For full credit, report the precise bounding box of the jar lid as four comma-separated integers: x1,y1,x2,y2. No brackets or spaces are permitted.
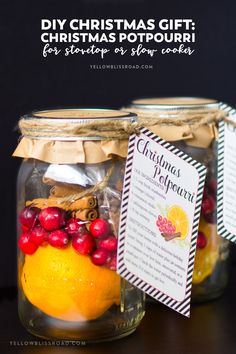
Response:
30,108,136,122
20,108,137,141
130,97,219,111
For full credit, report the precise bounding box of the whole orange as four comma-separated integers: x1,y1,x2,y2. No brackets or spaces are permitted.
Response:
21,244,120,321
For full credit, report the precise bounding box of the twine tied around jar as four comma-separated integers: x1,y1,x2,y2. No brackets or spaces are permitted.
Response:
19,118,138,140
19,108,227,141
126,108,227,137
223,116,236,128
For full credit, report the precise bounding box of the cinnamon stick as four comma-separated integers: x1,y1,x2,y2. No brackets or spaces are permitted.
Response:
161,232,181,241
26,198,58,209
50,184,85,197
85,222,91,231
26,195,97,211
74,209,98,221
71,196,97,209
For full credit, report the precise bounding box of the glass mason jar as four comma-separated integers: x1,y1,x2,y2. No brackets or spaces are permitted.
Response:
128,97,230,302
14,109,145,342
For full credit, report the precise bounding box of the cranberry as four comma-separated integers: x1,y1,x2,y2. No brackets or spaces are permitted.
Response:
90,218,110,238
98,236,118,252
106,253,117,271
65,218,86,237
156,215,177,234
18,233,38,255
208,177,217,195
72,233,96,255
91,248,111,266
19,207,39,229
203,186,209,199
21,225,29,233
39,207,66,231
197,231,207,249
201,195,215,215
30,226,48,246
204,212,217,224
48,230,69,248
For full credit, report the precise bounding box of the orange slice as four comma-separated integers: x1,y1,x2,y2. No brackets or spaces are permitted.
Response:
167,205,189,240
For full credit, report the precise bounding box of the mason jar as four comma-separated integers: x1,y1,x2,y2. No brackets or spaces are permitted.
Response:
13,109,145,342
128,97,230,302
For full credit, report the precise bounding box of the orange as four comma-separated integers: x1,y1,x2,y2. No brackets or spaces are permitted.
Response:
192,218,221,284
167,205,189,240
21,244,120,321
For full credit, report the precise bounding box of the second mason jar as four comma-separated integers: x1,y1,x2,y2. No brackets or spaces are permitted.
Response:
128,97,230,302
13,109,145,342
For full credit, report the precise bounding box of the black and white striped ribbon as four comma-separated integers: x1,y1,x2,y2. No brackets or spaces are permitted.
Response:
217,103,236,242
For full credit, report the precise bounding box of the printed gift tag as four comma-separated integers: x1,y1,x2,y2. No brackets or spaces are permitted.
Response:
217,107,236,243
117,127,206,317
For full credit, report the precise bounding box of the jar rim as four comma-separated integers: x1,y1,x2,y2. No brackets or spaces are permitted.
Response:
130,97,219,111
23,108,137,124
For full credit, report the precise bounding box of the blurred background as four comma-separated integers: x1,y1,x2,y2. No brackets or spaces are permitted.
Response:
1,0,236,287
